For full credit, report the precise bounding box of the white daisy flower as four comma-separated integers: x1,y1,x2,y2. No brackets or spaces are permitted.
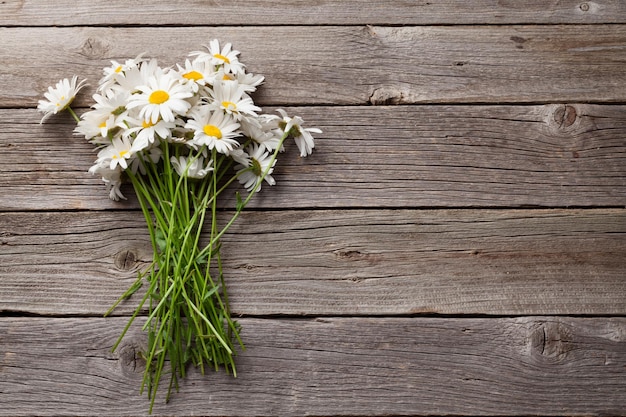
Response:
185,106,241,155
88,162,126,201
229,147,251,166
276,109,322,157
111,58,159,94
236,72,264,93
208,80,260,120
127,118,176,153
189,39,245,75
217,69,264,93
170,155,214,179
240,115,282,152
126,70,193,124
37,76,87,123
175,58,216,93
98,53,146,92
235,143,276,192
74,110,109,142
75,89,131,140
96,136,134,170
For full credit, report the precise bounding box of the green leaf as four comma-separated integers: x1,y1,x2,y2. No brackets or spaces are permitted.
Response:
155,227,167,253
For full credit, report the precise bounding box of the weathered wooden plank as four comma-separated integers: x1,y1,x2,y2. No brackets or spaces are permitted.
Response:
2,25,626,107
2,0,625,26
1,316,624,416
1,209,624,316
2,104,625,211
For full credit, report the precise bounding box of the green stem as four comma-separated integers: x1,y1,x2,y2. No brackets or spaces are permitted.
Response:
66,106,80,123
197,130,290,260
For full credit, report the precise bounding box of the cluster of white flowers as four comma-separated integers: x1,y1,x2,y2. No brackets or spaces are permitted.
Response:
41,40,320,200
37,41,323,409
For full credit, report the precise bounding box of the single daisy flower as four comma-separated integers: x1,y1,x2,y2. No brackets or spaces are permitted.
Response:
88,161,126,201
208,80,260,120
37,76,87,123
112,58,159,94
127,117,176,153
216,69,264,93
96,136,134,170
126,70,193,124
186,106,241,155
175,58,216,93
236,71,264,93
74,110,110,142
75,88,131,140
276,109,322,157
229,147,251,166
235,143,276,192
170,155,214,179
98,53,146,92
240,115,282,152
189,39,245,75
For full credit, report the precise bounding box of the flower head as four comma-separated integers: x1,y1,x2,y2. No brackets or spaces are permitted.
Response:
127,70,193,124
88,161,126,201
98,53,146,92
240,115,282,152
276,109,321,157
127,118,175,153
170,155,214,179
235,143,277,192
175,58,216,93
189,39,245,75
96,136,134,170
75,88,131,141
186,105,241,155
37,76,87,123
209,80,260,120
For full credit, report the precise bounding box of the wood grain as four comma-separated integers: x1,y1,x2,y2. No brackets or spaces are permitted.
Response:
3,25,626,107
2,0,625,26
3,104,625,211
3,3,626,416
1,316,624,416
1,209,624,316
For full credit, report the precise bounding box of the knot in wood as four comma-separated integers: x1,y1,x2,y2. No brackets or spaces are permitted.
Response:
553,105,577,128
80,36,110,59
114,249,137,271
118,343,144,376
529,320,574,362
369,86,405,105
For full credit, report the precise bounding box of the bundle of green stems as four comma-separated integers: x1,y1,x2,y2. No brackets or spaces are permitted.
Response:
105,135,285,412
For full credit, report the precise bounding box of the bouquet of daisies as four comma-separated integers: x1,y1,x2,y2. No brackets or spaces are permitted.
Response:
38,39,320,411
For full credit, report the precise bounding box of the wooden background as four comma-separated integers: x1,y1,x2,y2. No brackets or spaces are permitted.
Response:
1,1,625,415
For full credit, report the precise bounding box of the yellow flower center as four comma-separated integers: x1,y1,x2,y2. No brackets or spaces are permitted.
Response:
98,121,107,128
183,70,203,81
203,124,222,139
114,150,128,159
115,65,123,73
214,53,230,64
222,101,237,111
149,90,169,104
222,74,234,81
142,120,155,128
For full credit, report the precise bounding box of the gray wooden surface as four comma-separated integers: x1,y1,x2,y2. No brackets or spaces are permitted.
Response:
1,1,625,416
